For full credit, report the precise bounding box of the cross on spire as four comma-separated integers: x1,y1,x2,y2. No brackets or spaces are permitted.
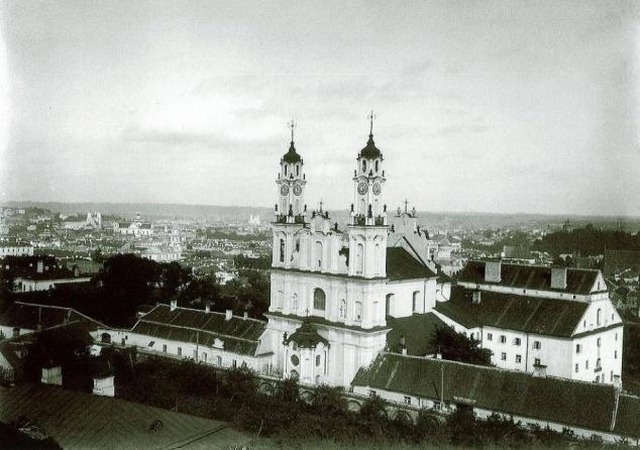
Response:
404,198,409,213
288,119,296,143
367,110,376,136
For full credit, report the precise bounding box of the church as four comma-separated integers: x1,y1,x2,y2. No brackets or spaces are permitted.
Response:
262,120,442,386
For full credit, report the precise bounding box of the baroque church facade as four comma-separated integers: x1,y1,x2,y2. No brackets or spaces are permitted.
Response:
263,123,440,386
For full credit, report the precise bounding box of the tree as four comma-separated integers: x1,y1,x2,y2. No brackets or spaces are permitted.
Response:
274,377,300,403
430,326,493,366
309,384,348,416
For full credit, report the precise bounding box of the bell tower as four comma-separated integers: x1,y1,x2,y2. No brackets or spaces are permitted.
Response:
348,112,388,278
273,120,307,269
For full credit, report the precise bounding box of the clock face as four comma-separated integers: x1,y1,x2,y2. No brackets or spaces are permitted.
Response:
357,181,368,195
293,184,302,196
280,184,289,196
373,182,381,196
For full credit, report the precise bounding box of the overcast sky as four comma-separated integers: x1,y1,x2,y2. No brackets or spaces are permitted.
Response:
1,1,638,216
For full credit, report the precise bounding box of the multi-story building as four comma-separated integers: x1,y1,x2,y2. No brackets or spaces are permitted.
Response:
434,260,623,384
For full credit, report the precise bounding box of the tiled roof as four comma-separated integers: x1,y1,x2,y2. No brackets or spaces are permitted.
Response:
0,301,104,331
352,353,617,435
386,247,436,281
386,313,446,356
459,260,601,295
435,287,587,337
0,384,250,450
132,305,267,356
285,318,329,349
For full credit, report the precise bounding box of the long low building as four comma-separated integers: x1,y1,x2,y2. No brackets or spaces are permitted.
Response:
98,301,274,374
352,352,640,444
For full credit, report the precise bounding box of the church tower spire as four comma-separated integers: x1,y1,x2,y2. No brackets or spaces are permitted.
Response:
276,119,306,220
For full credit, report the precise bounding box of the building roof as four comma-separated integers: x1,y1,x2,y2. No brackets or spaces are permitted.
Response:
285,318,329,349
386,247,436,281
0,301,104,332
435,287,588,338
282,141,302,164
352,353,618,435
358,134,382,159
131,304,267,356
0,384,250,450
386,313,447,356
459,260,602,295
604,249,640,276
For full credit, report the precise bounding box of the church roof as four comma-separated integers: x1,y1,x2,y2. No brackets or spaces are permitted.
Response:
434,286,589,338
386,313,446,356
352,353,619,435
282,142,302,163
459,260,602,295
285,318,329,349
386,247,436,281
358,134,382,159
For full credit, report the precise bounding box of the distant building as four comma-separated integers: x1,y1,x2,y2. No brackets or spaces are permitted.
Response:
604,249,640,279
248,214,261,226
0,244,34,258
113,213,154,237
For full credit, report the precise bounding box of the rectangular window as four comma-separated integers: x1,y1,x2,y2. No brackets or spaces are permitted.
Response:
585,360,589,369
575,363,579,373
217,356,222,366
501,352,507,361
487,333,493,341
500,335,506,344
614,351,617,359
533,341,541,350
534,358,541,366
177,347,182,357
162,344,167,353
515,354,522,363
233,359,237,368
404,396,411,405
576,344,581,353
514,337,521,346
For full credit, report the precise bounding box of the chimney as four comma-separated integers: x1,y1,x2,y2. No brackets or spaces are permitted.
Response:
93,375,115,397
204,301,210,314
401,347,407,355
170,299,177,311
12,327,20,338
225,309,233,321
613,374,622,391
472,290,482,305
37,260,44,274
551,267,567,290
484,260,502,283
41,366,62,386
243,311,248,320
532,363,547,378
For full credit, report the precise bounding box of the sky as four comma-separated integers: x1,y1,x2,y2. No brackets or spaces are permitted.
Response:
1,0,638,216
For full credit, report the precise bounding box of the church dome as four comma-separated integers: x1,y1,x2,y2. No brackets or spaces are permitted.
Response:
282,142,302,164
358,134,382,160
285,318,329,349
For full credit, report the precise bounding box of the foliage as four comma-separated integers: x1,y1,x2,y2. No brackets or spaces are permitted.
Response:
234,253,271,270
533,224,640,256
430,325,493,366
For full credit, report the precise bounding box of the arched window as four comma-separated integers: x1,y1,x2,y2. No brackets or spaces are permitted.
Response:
597,338,601,347
296,165,300,176
385,293,394,316
362,160,367,172
375,160,379,171
412,291,420,313
315,241,323,268
355,301,363,321
290,369,299,380
279,239,285,263
597,308,601,326
374,243,381,274
284,165,288,176
356,243,364,275
313,288,326,311
291,294,298,312
316,355,321,366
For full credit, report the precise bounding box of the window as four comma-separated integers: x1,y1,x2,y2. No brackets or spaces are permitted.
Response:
232,360,237,368
369,390,376,398
585,360,589,369
284,165,288,175
279,239,285,263
614,350,617,359
575,363,579,373
316,355,321,367
162,344,167,353
339,299,346,319
615,333,618,341
404,396,411,405
148,341,155,347
611,371,614,382
313,288,326,311
533,341,541,350
362,161,367,172
412,291,420,313
355,301,363,321
177,347,182,357
375,160,379,172
597,308,601,326
596,358,601,369
315,241,323,268
500,335,506,344
597,338,601,347
217,356,222,366
576,344,581,353
516,354,522,363
193,350,197,359
534,358,541,366
296,165,300,176
487,333,493,341
514,337,521,346
501,352,507,361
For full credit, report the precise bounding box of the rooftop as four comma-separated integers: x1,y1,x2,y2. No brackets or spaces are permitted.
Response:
0,301,104,332
386,247,436,281
386,312,446,356
435,286,588,338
